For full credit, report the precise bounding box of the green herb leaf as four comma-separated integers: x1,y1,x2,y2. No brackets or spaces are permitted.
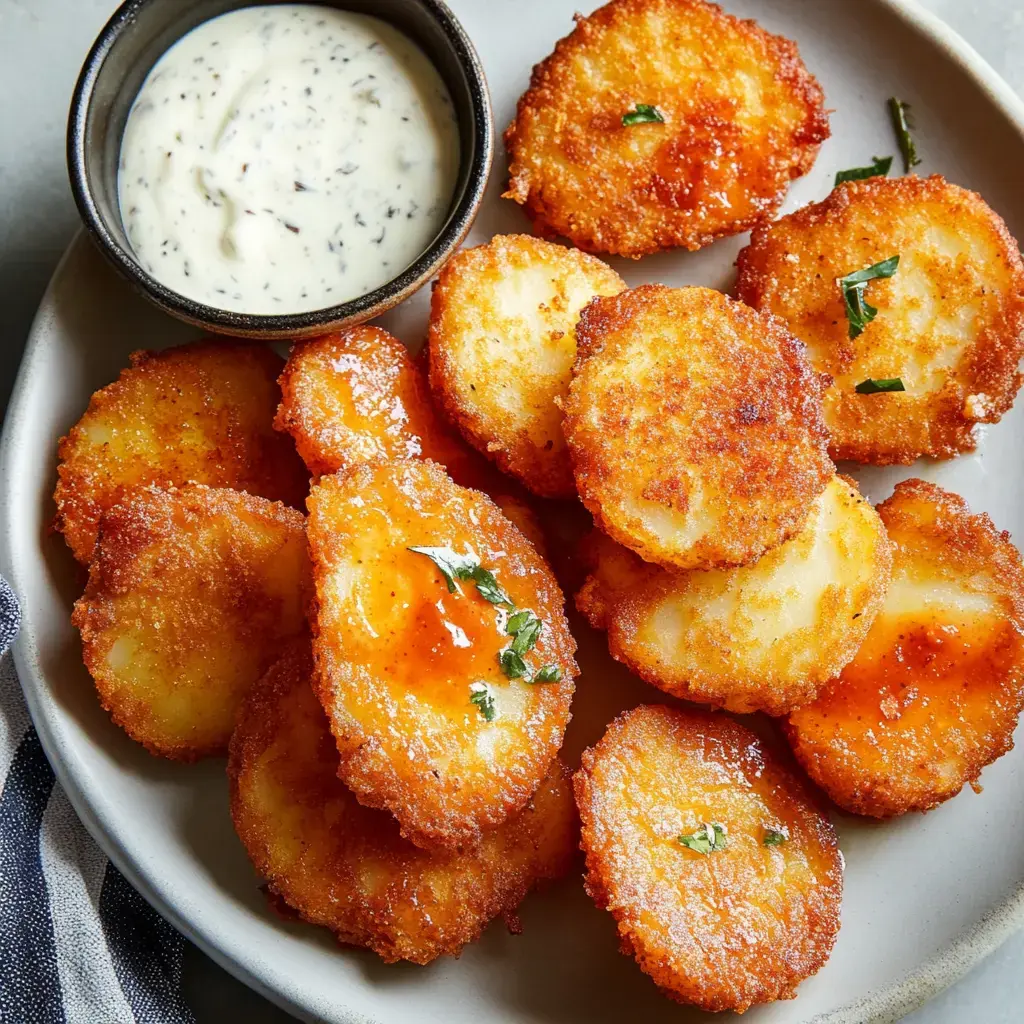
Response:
839,255,900,338
532,664,563,684
506,610,533,634
677,822,727,855
499,647,530,680
763,828,789,847
842,255,901,287
469,565,512,607
407,546,478,594
508,610,543,656
834,155,893,186
622,103,665,126
469,682,497,722
409,547,512,606
855,377,906,395
888,98,921,172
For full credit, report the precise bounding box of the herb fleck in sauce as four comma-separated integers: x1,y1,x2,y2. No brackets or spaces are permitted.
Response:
118,5,460,314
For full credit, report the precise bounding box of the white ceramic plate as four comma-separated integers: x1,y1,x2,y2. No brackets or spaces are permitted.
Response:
4,1,1024,1021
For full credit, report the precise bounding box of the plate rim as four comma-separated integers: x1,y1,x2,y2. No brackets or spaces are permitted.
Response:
4,2,1024,1022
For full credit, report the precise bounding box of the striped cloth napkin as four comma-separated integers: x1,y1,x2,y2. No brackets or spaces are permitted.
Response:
0,574,195,1024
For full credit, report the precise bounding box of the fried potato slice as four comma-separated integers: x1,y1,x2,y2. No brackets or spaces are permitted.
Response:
563,285,833,570
55,340,309,564
308,459,577,850
735,175,1024,464
786,479,1024,817
275,326,497,489
575,704,842,1012
503,0,829,257
577,475,891,715
229,641,576,965
428,235,625,498
72,485,312,760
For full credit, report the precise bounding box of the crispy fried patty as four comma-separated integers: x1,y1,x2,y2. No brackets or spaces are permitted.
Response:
577,475,891,715
275,326,496,489
56,340,308,564
504,0,828,256
736,175,1024,463
575,704,842,1011
428,234,625,498
72,485,311,760
563,284,833,570
308,459,577,850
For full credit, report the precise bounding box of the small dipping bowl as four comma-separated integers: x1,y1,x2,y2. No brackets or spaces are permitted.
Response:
68,0,493,339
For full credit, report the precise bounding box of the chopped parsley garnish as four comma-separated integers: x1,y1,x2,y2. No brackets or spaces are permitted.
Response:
408,546,478,594
622,103,665,126
470,566,512,607
533,664,563,683
678,822,727,854
502,609,563,682
469,682,497,722
856,377,906,395
839,255,900,338
763,828,789,847
834,155,892,186
408,546,511,606
507,609,543,655
498,647,530,680
888,98,921,172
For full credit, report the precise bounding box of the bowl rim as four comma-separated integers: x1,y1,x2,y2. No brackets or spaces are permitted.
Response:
66,0,494,338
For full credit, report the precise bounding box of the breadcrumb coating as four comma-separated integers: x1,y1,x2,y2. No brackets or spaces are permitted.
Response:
308,459,577,850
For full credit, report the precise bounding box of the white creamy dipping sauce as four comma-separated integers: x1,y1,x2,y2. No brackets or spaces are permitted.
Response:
117,5,460,314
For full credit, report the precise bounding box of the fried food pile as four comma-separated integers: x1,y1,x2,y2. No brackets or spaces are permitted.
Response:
52,0,1024,1009
786,480,1024,817
229,642,575,964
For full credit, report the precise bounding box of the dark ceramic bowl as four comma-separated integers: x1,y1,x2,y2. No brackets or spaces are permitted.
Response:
68,0,493,339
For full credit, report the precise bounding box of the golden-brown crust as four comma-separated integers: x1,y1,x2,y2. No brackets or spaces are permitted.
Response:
574,705,842,1012
428,235,625,498
275,326,497,489
490,493,549,559
785,479,1024,817
307,459,577,850
576,475,892,715
504,0,829,256
563,285,833,570
72,485,312,760
228,641,577,965
735,175,1024,464
55,340,309,564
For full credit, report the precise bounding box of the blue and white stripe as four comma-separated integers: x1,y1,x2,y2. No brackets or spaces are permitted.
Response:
0,574,194,1024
